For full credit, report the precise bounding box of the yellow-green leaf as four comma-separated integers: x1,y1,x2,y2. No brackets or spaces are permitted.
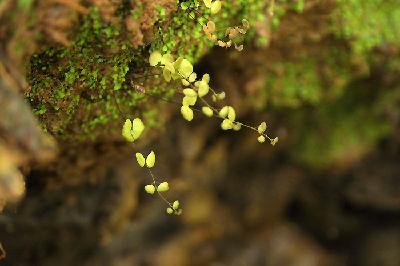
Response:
198,80,209,97
257,122,267,134
122,119,134,142
135,153,145,167
157,182,169,192
146,151,156,168
179,59,193,78
149,51,162,66
144,184,155,194
219,106,229,118
202,106,213,117
182,96,197,106
131,118,145,140
203,0,212,8
183,88,197,97
258,135,266,143
173,200,180,210
227,106,236,121
221,119,233,130
181,105,194,121
210,1,221,14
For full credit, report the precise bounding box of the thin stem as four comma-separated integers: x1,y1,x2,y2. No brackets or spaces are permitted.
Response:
176,72,275,140
148,169,174,209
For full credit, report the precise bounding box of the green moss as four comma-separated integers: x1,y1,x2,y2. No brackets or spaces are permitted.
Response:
334,0,400,53
256,48,353,109
26,1,268,141
289,83,396,168
26,8,148,140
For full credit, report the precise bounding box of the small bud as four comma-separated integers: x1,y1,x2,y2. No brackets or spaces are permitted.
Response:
166,207,174,214
136,153,146,167
257,122,267,134
202,106,214,117
157,182,169,192
258,135,266,143
172,200,180,210
146,151,156,168
144,184,155,194
217,92,225,100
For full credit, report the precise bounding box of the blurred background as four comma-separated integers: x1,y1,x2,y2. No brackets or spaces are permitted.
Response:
0,0,399,265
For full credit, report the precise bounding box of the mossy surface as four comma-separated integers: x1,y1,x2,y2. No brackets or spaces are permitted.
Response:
26,1,267,141
334,0,400,53
253,0,400,167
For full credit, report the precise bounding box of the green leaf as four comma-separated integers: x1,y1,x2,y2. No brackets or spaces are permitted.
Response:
146,151,156,168
203,0,212,8
157,182,169,192
257,122,267,134
198,80,209,97
144,184,155,194
202,106,213,117
122,119,134,142
179,59,193,78
221,119,233,130
181,105,194,121
173,200,180,210
131,118,145,140
183,88,197,97
210,1,222,14
136,153,146,167
219,106,229,118
227,106,236,121
149,51,162,66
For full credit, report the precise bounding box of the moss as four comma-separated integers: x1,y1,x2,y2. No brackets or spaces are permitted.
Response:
289,83,396,168
334,0,400,53
26,1,268,141
255,47,353,109
26,8,147,140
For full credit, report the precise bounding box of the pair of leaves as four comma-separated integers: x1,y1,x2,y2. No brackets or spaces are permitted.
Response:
136,151,155,168
122,118,145,142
